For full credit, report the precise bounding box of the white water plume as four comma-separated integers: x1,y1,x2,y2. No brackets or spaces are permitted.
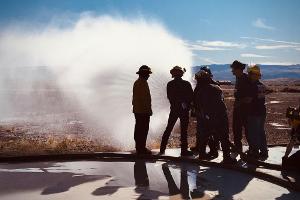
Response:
0,14,193,149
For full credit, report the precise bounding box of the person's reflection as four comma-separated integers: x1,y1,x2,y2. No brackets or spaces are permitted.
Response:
134,160,149,187
134,160,166,199
162,163,190,199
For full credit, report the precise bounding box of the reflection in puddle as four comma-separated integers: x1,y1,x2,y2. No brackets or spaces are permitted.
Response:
0,154,299,199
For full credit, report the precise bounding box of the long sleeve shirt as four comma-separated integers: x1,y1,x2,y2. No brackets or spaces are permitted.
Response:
167,77,193,111
132,78,152,114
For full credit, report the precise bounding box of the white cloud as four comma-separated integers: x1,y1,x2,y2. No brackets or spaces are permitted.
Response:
255,45,297,49
252,18,275,30
199,40,244,47
241,36,300,51
188,40,246,51
258,62,298,65
196,57,220,64
188,44,226,51
241,53,270,58
241,37,300,45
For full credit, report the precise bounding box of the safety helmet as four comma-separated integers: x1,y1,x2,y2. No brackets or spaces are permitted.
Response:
247,64,261,76
170,66,186,77
195,69,210,80
136,65,152,74
200,66,213,77
230,60,246,70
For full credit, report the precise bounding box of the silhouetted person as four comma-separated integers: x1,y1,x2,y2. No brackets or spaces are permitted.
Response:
191,66,220,158
132,65,152,155
282,103,300,171
246,65,268,160
159,66,193,156
193,69,236,164
230,60,252,154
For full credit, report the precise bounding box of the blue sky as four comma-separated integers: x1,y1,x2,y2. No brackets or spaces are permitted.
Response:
1,0,300,65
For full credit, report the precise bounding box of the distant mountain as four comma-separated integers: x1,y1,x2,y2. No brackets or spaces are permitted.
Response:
192,64,300,81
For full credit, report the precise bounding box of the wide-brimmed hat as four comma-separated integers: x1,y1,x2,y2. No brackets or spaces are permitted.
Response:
230,60,246,70
136,65,152,74
170,66,186,77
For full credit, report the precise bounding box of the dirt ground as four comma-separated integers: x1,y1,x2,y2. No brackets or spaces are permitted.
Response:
0,79,300,156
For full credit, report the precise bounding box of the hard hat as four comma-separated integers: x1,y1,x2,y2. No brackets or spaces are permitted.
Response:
195,69,210,80
200,66,213,77
170,66,186,77
247,64,261,76
136,65,152,74
230,60,246,70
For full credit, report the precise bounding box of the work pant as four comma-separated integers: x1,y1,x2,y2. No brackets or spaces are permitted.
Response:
232,106,249,152
196,116,219,153
198,115,231,159
160,109,189,153
134,113,150,152
247,114,268,156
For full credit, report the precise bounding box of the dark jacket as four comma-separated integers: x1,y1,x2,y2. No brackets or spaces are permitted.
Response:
132,78,152,114
234,73,252,116
234,73,252,104
167,77,193,111
193,83,227,122
194,84,229,133
248,80,267,116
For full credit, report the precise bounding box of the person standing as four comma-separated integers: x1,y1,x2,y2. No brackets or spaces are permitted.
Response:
191,66,220,158
159,66,193,156
193,69,236,164
246,65,268,160
132,65,153,155
230,60,252,154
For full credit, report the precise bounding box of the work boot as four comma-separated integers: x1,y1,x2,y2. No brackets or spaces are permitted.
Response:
157,150,165,156
159,144,167,156
198,153,212,160
136,148,152,155
181,150,194,157
136,148,144,155
259,152,268,161
246,150,259,160
222,157,237,165
143,148,152,155
208,150,219,159
190,145,199,152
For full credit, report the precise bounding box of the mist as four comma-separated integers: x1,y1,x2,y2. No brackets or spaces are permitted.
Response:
0,14,193,149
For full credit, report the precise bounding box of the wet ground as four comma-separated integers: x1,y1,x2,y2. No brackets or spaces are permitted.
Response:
0,147,299,200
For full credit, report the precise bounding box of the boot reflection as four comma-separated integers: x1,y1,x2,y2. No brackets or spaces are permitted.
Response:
134,160,149,187
162,163,190,199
